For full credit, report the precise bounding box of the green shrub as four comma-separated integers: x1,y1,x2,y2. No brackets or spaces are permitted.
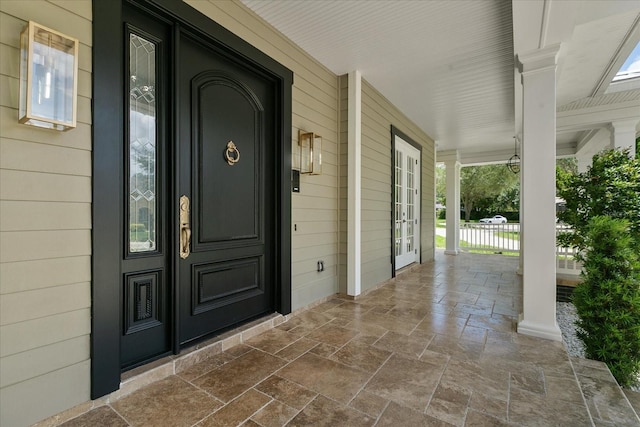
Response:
572,216,640,387
557,148,640,251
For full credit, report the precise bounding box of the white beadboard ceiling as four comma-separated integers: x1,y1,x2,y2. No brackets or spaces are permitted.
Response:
241,0,640,161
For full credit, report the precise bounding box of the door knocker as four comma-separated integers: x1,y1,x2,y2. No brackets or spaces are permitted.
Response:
225,141,240,166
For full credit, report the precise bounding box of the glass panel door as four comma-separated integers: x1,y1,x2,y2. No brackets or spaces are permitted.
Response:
395,136,420,269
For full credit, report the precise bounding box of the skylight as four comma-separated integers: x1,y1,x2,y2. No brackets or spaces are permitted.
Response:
613,41,640,82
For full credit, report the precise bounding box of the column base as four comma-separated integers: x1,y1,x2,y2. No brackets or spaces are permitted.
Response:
444,250,460,256
517,318,562,342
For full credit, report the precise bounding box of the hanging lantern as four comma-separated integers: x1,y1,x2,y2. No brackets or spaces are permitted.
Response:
507,136,520,174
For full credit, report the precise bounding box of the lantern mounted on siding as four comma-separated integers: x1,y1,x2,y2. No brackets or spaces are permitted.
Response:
298,130,322,175
19,21,79,131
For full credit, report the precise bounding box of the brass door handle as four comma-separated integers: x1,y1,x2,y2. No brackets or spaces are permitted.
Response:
179,195,191,259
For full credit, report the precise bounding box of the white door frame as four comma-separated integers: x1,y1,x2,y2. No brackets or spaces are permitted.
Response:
394,133,421,270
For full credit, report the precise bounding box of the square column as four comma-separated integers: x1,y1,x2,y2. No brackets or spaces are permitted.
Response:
347,70,362,296
576,153,592,173
444,160,461,255
517,45,562,341
438,150,461,255
610,119,638,158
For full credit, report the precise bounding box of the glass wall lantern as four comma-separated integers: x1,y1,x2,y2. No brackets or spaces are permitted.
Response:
19,21,79,131
298,130,322,175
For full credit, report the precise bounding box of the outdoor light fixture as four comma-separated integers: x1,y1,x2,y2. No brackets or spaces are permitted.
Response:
507,136,520,174
298,130,322,175
19,21,78,131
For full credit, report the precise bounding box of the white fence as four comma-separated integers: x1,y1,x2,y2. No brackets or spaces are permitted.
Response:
456,222,582,275
459,222,520,253
555,224,582,275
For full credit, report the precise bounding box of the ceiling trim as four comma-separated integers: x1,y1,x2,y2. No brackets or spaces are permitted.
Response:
592,13,640,97
557,100,640,132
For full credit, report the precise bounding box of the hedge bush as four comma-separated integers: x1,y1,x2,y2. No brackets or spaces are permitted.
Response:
572,216,640,387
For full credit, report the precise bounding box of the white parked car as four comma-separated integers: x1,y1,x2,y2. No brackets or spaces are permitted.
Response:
479,215,507,224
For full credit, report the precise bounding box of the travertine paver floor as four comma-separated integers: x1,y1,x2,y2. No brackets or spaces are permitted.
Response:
57,251,635,426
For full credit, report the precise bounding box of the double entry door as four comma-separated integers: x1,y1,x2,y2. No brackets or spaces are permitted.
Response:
121,3,277,368
394,135,421,269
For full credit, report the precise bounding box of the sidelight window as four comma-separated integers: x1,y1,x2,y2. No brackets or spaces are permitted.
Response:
128,33,157,253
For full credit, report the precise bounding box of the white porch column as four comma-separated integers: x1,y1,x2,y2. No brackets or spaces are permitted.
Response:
517,44,562,341
609,119,638,158
347,70,362,297
438,150,461,255
517,174,524,276
576,154,592,173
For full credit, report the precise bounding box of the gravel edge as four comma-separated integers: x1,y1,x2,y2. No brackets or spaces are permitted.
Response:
556,301,639,392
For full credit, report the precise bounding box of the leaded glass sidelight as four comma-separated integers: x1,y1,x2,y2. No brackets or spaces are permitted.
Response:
129,33,157,253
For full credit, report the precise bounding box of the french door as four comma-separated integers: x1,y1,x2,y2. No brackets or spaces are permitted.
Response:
394,135,421,269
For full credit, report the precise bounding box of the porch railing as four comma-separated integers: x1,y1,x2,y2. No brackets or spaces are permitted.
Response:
456,222,582,275
556,224,582,275
459,222,520,254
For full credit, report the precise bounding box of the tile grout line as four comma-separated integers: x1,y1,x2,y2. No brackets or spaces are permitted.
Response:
106,402,132,427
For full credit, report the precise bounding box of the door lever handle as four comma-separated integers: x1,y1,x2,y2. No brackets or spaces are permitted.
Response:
179,195,191,259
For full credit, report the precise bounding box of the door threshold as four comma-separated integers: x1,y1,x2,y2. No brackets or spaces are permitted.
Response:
395,262,420,276
114,313,285,400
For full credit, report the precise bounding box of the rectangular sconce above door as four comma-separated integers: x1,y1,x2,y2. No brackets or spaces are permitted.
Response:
298,130,322,175
19,21,79,131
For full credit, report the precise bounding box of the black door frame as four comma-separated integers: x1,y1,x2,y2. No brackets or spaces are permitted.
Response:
390,125,422,277
92,0,292,399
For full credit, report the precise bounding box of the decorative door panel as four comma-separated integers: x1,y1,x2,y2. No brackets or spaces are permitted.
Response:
191,73,263,247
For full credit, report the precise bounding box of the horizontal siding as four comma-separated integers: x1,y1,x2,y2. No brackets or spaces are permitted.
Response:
0,0,92,45
1,336,89,388
0,201,91,232
0,308,90,357
0,361,90,427
0,1,92,426
0,230,91,263
1,139,92,176
0,106,92,150
0,281,90,326
0,256,90,295
360,79,436,292
0,170,91,202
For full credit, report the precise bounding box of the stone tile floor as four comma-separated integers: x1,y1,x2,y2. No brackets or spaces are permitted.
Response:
57,251,639,426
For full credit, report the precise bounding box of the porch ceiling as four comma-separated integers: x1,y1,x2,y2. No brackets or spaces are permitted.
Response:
241,0,640,164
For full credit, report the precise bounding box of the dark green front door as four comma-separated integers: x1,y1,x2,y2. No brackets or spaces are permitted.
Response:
118,0,281,369
176,29,276,345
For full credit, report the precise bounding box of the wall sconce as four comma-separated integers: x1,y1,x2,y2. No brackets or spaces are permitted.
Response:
298,130,322,175
19,21,78,131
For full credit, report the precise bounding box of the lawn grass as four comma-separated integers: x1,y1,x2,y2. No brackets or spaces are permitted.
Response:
495,231,520,240
437,235,519,256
